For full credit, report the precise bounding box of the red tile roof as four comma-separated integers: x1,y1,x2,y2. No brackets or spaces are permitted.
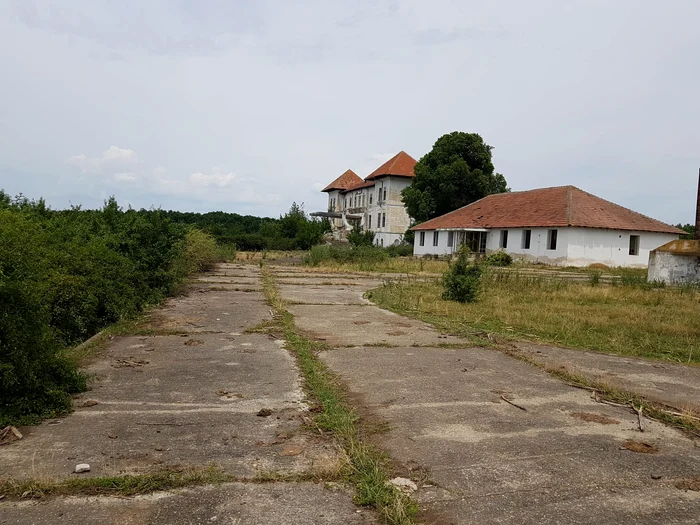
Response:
341,180,375,193
322,169,363,192
411,186,684,234
365,151,417,180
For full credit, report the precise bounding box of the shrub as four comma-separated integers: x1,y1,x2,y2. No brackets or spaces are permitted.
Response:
303,245,389,266
442,245,482,303
176,228,219,275
589,270,602,287
386,244,413,257
348,225,375,247
485,250,513,266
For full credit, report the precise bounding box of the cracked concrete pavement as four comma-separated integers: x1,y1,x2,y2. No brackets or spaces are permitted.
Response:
269,265,700,524
0,263,370,525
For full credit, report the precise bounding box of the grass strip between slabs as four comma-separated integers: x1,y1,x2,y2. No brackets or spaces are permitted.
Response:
261,266,418,525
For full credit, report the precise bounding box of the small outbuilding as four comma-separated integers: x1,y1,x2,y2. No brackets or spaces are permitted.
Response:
648,240,700,284
411,185,683,268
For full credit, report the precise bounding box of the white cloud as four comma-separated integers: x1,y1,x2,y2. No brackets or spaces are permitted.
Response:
102,145,138,163
189,168,239,188
113,172,138,182
68,145,139,174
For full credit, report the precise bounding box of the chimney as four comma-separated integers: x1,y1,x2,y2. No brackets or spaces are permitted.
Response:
696,168,700,240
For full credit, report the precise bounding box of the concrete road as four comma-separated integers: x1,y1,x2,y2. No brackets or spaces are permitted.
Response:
0,264,369,525
270,265,700,524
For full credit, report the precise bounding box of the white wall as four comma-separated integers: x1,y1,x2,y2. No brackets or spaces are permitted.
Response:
413,226,678,267
486,227,568,263
565,229,676,268
413,230,455,256
370,177,412,246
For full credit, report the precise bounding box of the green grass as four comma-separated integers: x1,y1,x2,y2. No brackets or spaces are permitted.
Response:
0,466,234,500
368,274,700,364
261,266,418,525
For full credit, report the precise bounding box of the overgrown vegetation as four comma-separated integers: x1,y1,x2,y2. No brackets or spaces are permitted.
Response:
261,267,418,524
348,225,375,247
164,202,330,251
442,246,482,303
302,244,422,272
369,271,700,364
675,223,696,239
0,192,220,426
484,250,513,267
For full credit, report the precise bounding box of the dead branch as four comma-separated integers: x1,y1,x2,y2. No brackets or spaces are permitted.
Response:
500,394,527,412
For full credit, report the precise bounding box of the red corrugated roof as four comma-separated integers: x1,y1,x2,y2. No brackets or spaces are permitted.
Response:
322,169,363,192
365,151,417,180
411,186,684,234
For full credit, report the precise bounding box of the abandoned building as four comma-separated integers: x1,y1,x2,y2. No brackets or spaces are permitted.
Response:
312,151,416,246
411,185,683,268
648,170,700,283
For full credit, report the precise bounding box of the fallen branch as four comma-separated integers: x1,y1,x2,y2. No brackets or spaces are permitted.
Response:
500,394,527,412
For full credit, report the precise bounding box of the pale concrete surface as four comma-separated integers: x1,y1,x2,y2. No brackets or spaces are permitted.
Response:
0,483,373,525
516,342,700,413
323,346,700,524
275,267,700,524
288,304,466,347
278,284,372,305
0,264,365,524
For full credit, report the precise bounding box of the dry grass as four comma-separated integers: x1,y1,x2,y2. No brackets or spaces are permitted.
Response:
368,274,700,364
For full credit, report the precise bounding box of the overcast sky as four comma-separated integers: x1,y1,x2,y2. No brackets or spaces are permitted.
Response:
0,1,698,223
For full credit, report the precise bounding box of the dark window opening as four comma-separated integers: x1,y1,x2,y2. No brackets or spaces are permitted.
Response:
522,229,531,249
419,231,425,246
500,230,508,249
433,231,439,246
547,229,558,250
629,235,640,256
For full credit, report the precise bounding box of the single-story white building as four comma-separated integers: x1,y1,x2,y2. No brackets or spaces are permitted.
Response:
411,186,684,268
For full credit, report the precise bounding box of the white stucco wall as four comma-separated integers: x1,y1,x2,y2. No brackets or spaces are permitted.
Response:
412,226,678,267
370,177,412,246
648,251,700,284
565,229,676,268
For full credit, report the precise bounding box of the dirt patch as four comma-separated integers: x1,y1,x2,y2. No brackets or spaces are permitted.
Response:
112,358,149,368
570,412,620,425
184,339,204,346
353,321,370,325
674,478,700,491
387,331,407,336
622,440,659,454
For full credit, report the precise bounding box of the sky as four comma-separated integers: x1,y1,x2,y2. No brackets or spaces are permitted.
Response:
0,0,698,223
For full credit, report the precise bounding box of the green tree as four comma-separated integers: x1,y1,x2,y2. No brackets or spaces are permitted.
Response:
402,132,508,222
675,223,695,239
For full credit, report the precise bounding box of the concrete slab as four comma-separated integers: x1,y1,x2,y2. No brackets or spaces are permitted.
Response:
0,333,335,480
516,342,700,413
278,284,372,305
195,276,261,286
276,278,385,287
0,483,374,525
287,304,467,347
152,291,271,333
322,346,700,524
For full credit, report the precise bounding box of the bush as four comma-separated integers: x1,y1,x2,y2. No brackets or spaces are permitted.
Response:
442,245,482,303
176,229,219,275
0,193,221,426
386,244,413,257
348,225,375,247
485,250,513,266
589,270,602,287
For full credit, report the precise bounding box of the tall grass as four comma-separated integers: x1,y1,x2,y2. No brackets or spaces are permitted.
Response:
368,271,700,364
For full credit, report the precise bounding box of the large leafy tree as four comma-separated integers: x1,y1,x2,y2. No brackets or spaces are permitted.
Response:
402,132,508,222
